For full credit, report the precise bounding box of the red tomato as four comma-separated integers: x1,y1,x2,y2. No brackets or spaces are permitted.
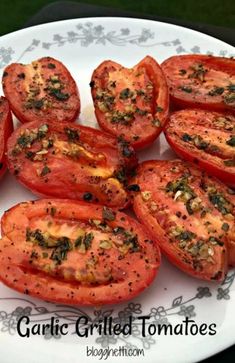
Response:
6,120,137,209
165,109,235,187
0,199,160,305
0,97,13,179
131,159,235,279
2,57,80,123
91,56,169,149
161,54,235,112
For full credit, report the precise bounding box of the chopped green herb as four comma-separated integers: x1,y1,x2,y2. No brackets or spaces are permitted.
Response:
74,236,83,248
136,108,148,116
50,237,71,265
47,63,56,69
127,184,140,192
83,192,93,201
222,223,229,232
193,135,208,150
102,207,116,221
226,136,235,147
118,137,134,158
64,127,79,142
227,84,235,92
113,226,125,234
208,191,233,215
188,63,207,81
25,151,35,160
75,233,93,252
224,93,235,104
119,88,134,100
136,89,145,96
38,124,49,139
25,98,44,110
208,236,224,246
17,134,35,148
41,165,51,177
111,110,134,124
179,86,192,93
114,168,127,184
208,86,224,96
179,69,187,75
17,73,25,79
49,88,69,100
223,159,235,167
182,133,192,142
83,232,94,250
123,234,140,252
50,207,56,216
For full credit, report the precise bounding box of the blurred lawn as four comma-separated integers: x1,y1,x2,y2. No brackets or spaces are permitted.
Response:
0,0,234,35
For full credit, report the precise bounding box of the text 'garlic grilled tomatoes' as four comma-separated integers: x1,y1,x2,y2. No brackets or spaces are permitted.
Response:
2,57,80,123
131,160,235,279
91,56,169,149
0,199,161,305
6,120,137,209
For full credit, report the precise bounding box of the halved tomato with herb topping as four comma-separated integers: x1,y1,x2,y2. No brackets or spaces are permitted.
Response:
0,97,13,179
131,159,235,279
0,199,160,305
91,56,169,149
2,57,80,123
165,109,235,187
6,120,137,209
161,54,235,111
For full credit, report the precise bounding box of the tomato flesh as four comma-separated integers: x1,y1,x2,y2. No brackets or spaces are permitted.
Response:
161,55,235,111
91,56,169,149
0,199,160,305
131,160,235,279
6,120,137,209
0,97,13,179
165,109,235,187
2,57,80,123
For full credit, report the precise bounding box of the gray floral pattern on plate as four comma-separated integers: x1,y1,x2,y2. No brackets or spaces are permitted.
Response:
0,22,234,69
0,271,234,349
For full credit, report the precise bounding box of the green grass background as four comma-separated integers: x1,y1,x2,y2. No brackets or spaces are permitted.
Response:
0,0,234,36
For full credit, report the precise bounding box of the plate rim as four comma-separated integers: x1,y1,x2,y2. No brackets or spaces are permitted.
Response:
0,15,234,363
1,16,234,51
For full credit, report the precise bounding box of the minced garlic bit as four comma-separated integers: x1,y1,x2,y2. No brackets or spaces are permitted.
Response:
141,191,152,201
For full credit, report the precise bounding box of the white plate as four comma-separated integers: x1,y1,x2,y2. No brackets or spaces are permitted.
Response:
0,17,234,363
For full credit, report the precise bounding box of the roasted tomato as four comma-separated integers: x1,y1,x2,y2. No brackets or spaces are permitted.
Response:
131,159,235,279
91,56,169,149
0,199,160,305
2,57,80,123
161,54,235,111
6,120,137,209
0,97,13,179
165,109,235,187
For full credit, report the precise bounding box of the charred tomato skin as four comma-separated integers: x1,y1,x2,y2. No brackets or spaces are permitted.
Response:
0,97,13,179
91,56,169,150
0,199,161,305
161,55,235,112
6,120,137,209
165,109,235,187
131,159,235,278
2,57,80,123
